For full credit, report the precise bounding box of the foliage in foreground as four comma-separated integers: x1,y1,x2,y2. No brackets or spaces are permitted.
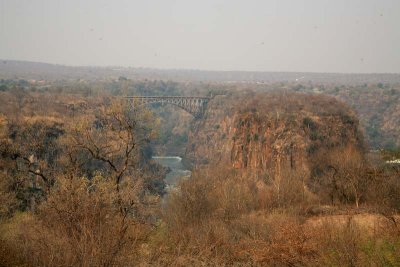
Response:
2,166,399,266
147,167,400,266
1,175,150,266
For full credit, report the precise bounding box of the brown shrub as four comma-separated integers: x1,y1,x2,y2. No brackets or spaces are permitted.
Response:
154,166,319,265
264,168,318,211
312,217,400,266
1,174,150,267
164,167,264,229
149,209,318,266
235,222,317,265
365,168,400,211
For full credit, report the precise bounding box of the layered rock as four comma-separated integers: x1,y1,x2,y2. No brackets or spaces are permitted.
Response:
185,91,364,179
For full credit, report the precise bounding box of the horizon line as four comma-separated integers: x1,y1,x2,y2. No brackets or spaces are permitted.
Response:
1,58,400,76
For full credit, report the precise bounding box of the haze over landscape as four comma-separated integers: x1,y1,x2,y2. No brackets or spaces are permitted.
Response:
1,1,400,266
1,0,400,73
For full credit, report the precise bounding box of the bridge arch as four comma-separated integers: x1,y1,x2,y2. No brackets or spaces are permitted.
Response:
124,96,211,118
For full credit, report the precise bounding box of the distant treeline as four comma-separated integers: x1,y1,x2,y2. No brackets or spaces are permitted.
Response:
1,59,400,85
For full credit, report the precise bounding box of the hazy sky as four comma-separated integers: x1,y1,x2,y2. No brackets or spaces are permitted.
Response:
1,0,399,73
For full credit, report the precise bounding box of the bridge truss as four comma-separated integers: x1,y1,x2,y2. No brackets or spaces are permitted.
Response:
124,96,211,118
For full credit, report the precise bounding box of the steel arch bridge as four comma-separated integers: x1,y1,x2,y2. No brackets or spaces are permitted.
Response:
124,96,211,118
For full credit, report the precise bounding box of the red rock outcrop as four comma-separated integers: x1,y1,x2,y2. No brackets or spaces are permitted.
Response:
185,91,364,179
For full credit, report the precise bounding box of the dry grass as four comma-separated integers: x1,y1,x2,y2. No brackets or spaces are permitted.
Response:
313,216,400,266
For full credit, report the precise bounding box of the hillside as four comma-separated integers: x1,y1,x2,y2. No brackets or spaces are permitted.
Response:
287,83,400,149
185,91,364,180
327,86,400,149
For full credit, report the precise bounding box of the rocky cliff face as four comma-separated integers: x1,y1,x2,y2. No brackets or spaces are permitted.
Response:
185,91,364,179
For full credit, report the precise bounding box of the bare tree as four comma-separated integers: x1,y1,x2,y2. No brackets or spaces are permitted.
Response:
324,145,369,207
64,98,158,190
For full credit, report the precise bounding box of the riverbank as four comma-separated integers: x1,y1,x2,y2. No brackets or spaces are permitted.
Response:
152,156,191,188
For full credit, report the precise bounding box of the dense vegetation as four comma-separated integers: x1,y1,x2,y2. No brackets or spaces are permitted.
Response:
0,90,165,265
0,80,399,266
2,77,400,151
296,83,400,150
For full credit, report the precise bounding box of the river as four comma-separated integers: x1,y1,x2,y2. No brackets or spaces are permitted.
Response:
152,156,191,190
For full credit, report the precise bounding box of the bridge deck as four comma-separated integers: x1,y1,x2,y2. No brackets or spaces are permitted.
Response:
124,96,211,99
124,95,212,118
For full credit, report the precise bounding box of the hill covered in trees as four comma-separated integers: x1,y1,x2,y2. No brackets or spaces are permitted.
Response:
281,82,400,150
